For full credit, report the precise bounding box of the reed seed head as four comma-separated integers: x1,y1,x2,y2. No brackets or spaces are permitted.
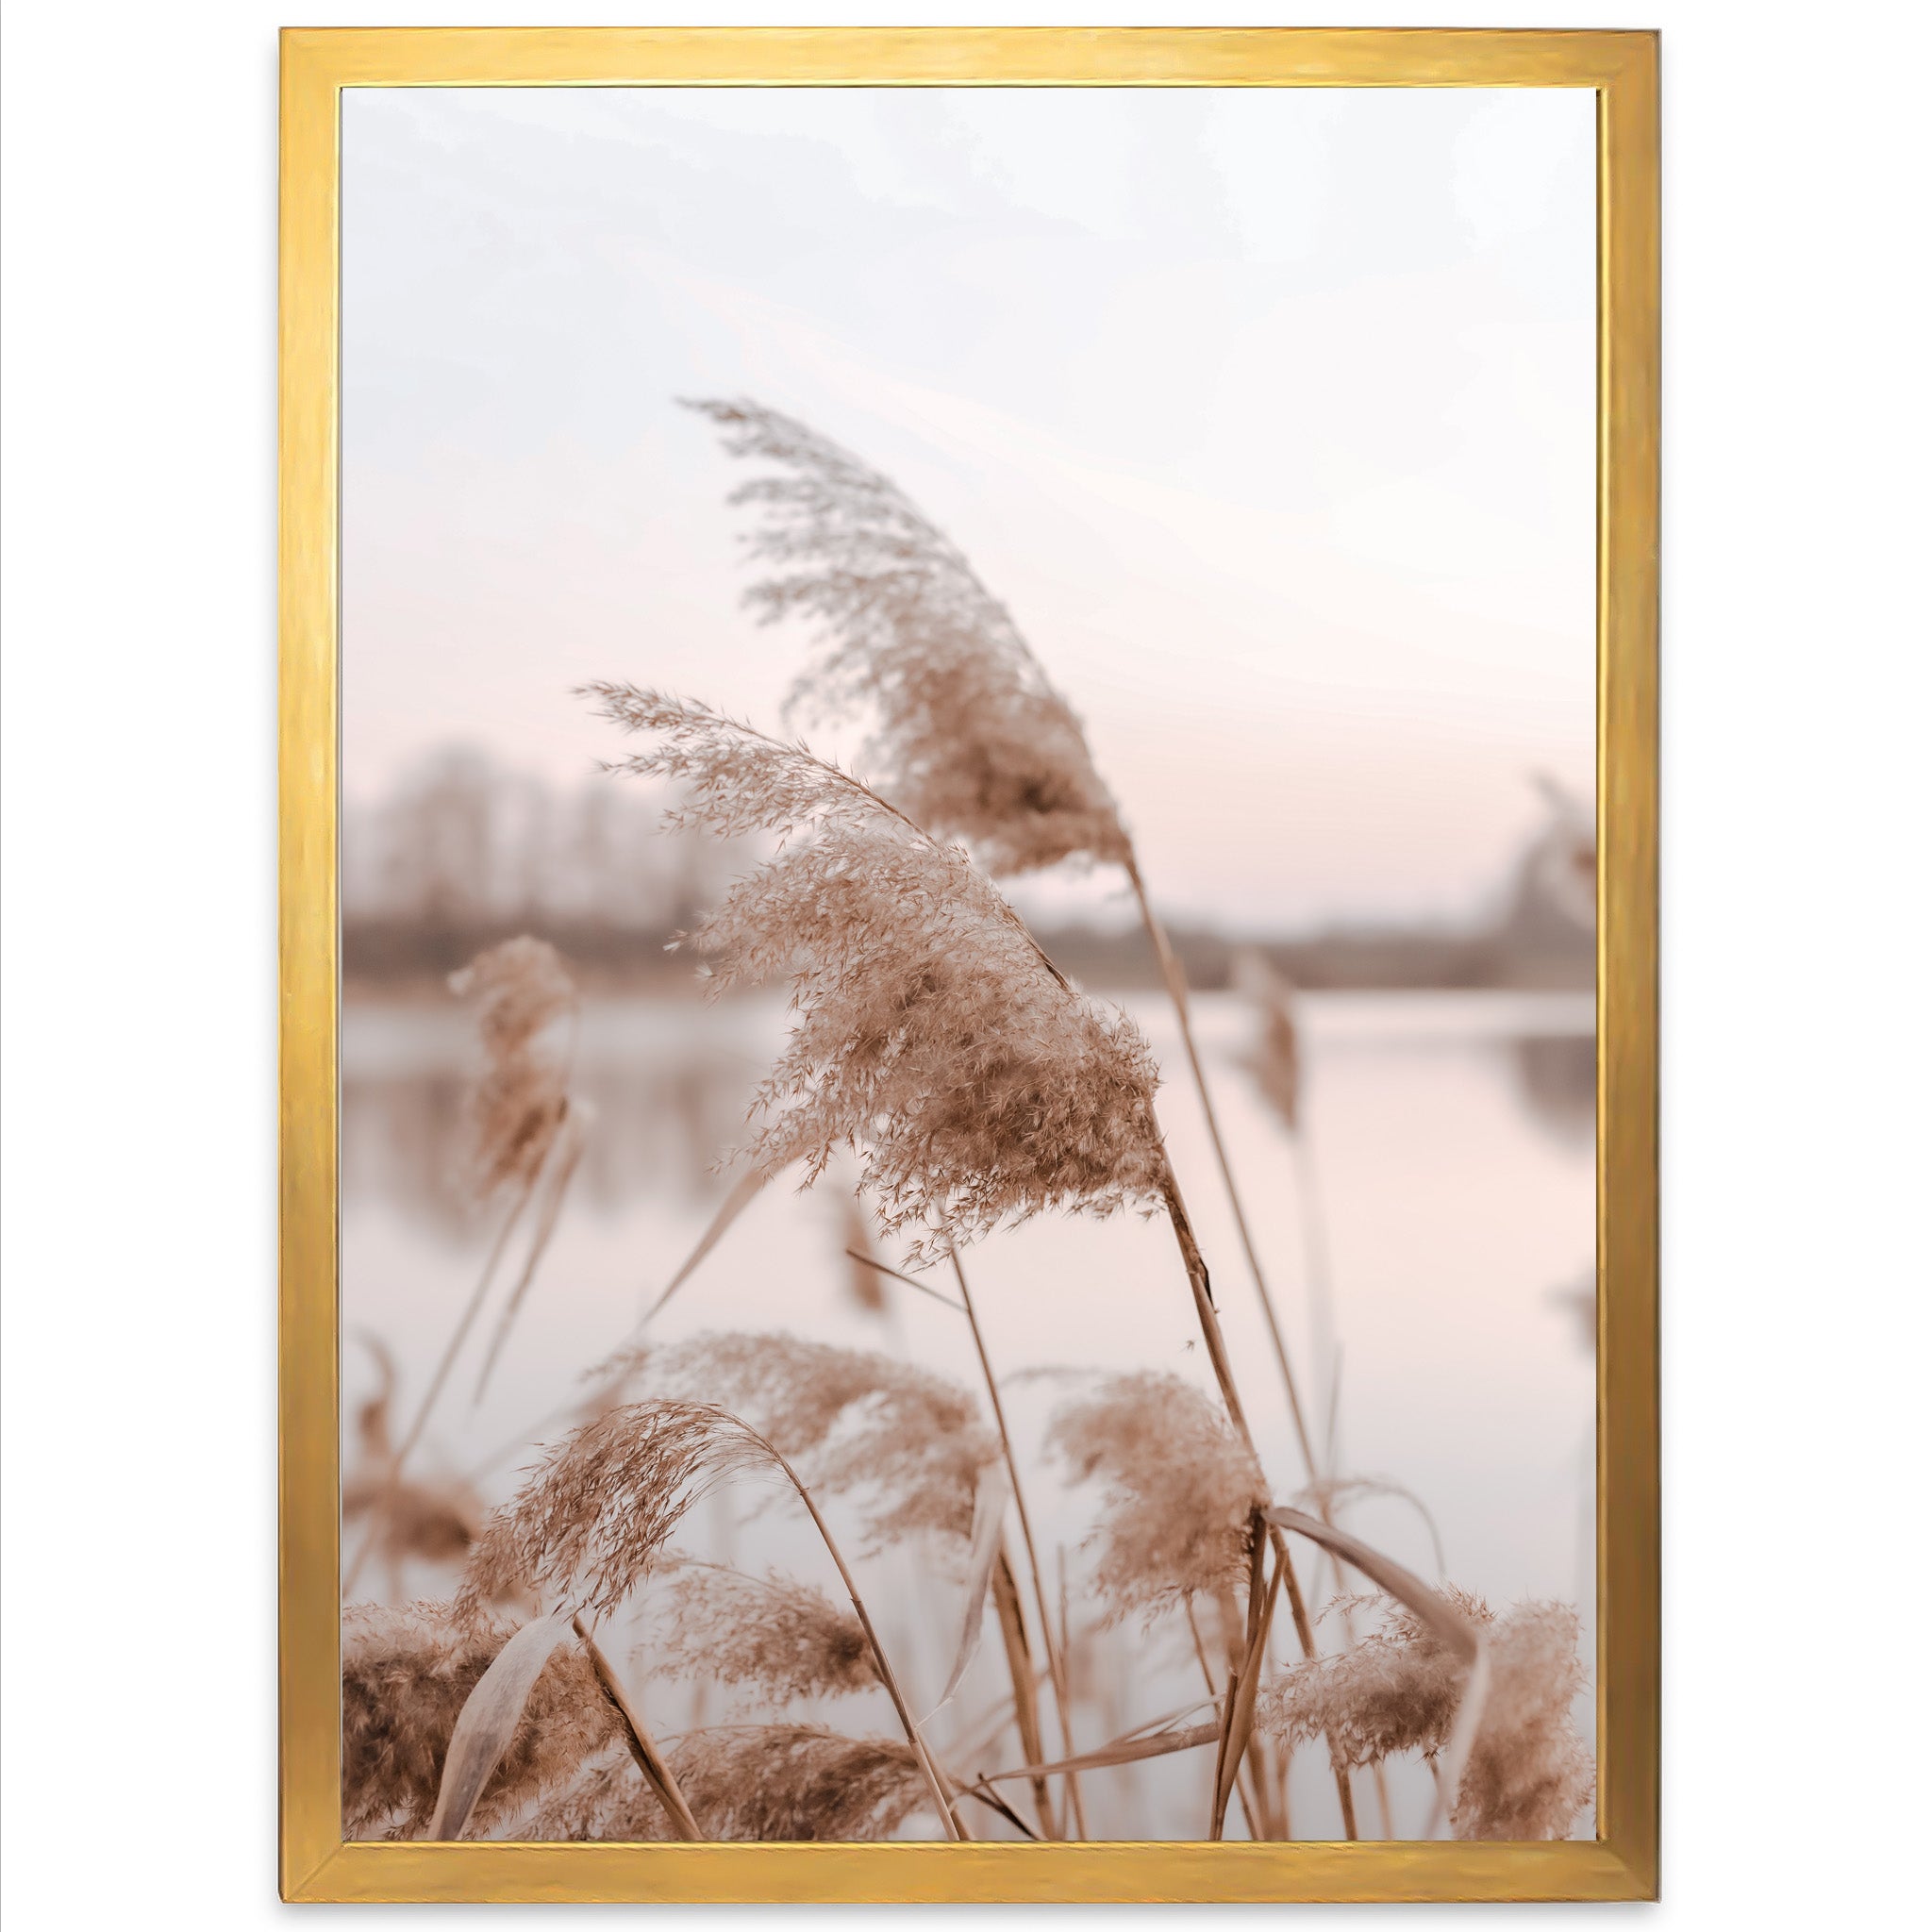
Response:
643,1559,877,1704
668,1724,931,1841
458,1400,770,1622
341,1599,618,1840
1256,1592,1594,1840
513,1743,673,1841
652,1331,999,1550
519,1724,932,1842
342,1469,481,1573
687,396,1129,875
449,936,577,1201
1045,1371,1267,1623
584,688,1165,1261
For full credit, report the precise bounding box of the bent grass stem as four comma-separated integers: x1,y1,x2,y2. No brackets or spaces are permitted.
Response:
343,1163,539,1597
1126,855,1321,1485
1156,1157,1358,1840
757,1434,965,1841
948,1245,1089,1838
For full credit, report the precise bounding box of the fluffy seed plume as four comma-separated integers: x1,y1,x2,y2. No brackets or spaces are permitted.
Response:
341,1600,618,1840
449,937,577,1200
1256,1594,1595,1840
649,1332,999,1549
1045,1372,1267,1623
643,1559,877,1704
584,688,1165,1259
513,1743,674,1842
687,396,1128,875
458,1400,770,1622
671,1724,931,1841
517,1725,932,1842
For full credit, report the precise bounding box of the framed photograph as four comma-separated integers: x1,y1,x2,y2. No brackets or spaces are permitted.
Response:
280,25,1657,1904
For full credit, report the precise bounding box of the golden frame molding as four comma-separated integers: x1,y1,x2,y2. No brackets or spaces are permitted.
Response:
279,25,1658,1903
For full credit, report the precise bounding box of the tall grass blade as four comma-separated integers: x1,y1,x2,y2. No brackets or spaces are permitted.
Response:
991,1546,1056,1837
1266,1502,1490,1837
427,1608,578,1840
571,1613,707,1840
976,1720,1222,1786
936,1461,1011,1710
1212,1536,1286,1839
1262,1506,1478,1662
473,1105,586,1403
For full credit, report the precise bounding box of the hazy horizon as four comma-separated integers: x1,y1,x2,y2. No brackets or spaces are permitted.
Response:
342,85,1596,931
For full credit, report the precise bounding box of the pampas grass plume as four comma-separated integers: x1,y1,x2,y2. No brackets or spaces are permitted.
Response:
1046,1371,1267,1622
687,396,1127,876
341,1599,617,1840
584,688,1165,1262
644,1560,877,1704
449,936,577,1200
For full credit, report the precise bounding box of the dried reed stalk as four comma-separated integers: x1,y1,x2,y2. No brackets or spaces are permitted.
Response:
342,1180,532,1597
588,680,1354,1831
341,1599,619,1840
1208,1523,1285,1840
583,688,1165,1264
1183,1600,1265,1839
1157,1159,1359,1838
1232,945,1341,1461
948,1244,1088,1837
991,1546,1056,1838
345,939,581,1597
463,1397,963,1840
687,398,1324,1479
571,1613,705,1839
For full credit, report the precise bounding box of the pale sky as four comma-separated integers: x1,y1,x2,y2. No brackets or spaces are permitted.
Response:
341,85,1596,930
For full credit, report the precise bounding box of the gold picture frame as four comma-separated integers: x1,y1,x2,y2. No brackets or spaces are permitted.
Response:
280,25,1657,1903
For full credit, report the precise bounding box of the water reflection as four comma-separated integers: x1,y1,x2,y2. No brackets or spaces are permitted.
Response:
343,990,1596,1238
341,985,1597,1841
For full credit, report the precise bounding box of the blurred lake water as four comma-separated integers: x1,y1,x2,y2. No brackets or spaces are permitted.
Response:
341,985,1596,1840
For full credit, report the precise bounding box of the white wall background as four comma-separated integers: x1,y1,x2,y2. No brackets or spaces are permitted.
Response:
3,1,1927,1924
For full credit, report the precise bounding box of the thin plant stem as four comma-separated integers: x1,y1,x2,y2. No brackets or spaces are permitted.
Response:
342,1164,538,1596
1289,1128,1341,1457
571,1613,706,1839
991,1547,1058,1838
947,1245,1090,1839
1183,1600,1261,1839
473,1110,585,1403
1156,1156,1358,1841
1126,854,1321,1484
759,1436,965,1841
843,1247,968,1314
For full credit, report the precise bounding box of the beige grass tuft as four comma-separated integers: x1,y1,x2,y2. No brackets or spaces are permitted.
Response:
1256,1593,1595,1840
686,395,1127,876
642,1559,877,1704
583,688,1164,1264
1045,1372,1267,1623
341,1599,618,1840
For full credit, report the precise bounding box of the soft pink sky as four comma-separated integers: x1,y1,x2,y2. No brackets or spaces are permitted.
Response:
342,85,1597,930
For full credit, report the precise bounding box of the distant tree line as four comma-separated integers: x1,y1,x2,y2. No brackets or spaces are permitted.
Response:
344,750,1593,992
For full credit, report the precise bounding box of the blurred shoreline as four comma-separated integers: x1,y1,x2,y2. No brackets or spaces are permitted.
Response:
345,904,1591,998
343,745,1593,996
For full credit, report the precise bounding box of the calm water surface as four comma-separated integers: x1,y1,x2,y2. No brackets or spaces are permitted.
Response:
341,987,1596,1840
